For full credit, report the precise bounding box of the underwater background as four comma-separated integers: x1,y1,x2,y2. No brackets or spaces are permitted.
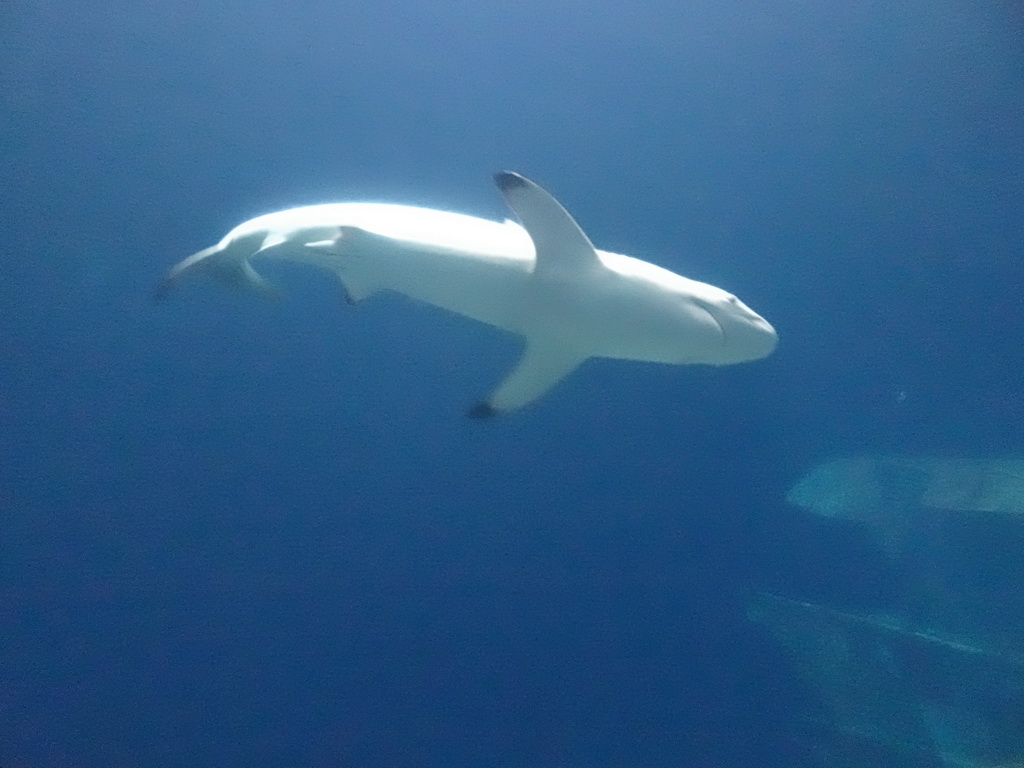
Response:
2,0,1022,765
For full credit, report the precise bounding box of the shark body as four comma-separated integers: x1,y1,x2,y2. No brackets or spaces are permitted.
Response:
158,172,777,416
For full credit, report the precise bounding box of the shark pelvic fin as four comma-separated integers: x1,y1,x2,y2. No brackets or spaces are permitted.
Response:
494,172,601,276
304,226,376,303
256,233,289,253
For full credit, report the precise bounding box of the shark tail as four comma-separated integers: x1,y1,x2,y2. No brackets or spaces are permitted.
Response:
153,243,282,302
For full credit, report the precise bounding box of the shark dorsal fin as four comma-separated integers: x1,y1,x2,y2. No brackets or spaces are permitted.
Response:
494,172,601,276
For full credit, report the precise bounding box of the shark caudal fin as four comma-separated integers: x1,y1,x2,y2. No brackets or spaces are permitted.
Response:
153,243,282,302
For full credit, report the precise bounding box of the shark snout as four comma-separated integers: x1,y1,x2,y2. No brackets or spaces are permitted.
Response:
746,315,778,359
696,296,778,363
728,311,778,361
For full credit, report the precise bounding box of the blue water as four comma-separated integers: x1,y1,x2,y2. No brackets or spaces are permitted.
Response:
2,1,1022,765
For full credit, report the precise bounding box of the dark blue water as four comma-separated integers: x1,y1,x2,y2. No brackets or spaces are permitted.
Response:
2,1,1022,765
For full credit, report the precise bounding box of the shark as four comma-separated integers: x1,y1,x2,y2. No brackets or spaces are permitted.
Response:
157,172,777,417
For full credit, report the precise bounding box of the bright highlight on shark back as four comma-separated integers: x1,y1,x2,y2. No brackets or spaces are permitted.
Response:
156,172,777,417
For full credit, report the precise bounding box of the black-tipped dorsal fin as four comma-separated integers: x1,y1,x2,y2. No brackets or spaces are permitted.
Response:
494,172,601,276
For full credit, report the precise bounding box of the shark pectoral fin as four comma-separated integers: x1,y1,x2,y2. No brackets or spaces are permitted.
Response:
494,172,601,275
470,340,587,418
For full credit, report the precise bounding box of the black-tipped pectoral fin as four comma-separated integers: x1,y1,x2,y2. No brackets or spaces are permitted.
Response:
469,340,587,418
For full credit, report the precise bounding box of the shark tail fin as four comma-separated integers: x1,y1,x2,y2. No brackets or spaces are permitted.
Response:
153,244,282,302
